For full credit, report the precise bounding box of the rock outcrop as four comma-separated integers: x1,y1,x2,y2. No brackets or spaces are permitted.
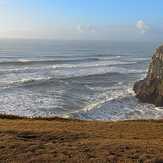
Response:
134,45,163,106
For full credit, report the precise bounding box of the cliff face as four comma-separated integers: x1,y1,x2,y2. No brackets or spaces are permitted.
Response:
133,45,163,106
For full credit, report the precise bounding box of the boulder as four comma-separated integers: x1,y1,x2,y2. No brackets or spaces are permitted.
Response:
133,45,163,106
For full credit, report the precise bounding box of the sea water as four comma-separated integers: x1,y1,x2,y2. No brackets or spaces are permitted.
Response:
0,39,162,120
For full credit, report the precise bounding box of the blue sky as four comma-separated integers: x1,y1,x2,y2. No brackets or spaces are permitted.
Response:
0,0,163,41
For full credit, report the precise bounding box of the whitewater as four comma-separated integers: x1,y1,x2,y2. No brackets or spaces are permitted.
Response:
0,39,163,120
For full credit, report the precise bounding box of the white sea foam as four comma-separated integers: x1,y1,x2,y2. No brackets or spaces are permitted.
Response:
17,59,31,63
51,60,137,69
70,84,163,121
0,40,156,120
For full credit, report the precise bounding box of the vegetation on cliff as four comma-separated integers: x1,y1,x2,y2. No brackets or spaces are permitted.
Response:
0,115,163,162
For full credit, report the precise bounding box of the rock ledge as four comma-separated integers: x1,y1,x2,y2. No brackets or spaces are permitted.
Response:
134,45,163,106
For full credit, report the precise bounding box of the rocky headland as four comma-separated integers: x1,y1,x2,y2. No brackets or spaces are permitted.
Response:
134,45,163,106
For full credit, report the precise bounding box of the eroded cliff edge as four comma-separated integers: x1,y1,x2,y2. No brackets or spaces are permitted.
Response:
134,45,163,106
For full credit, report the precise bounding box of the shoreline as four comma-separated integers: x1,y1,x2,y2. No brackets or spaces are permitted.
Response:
2,113,163,123
0,114,163,162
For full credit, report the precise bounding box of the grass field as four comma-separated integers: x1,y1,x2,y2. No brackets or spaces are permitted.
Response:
0,115,163,162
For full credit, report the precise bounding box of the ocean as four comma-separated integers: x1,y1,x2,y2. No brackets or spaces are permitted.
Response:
0,39,163,120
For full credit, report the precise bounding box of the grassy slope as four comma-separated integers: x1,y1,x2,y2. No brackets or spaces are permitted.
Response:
0,116,163,162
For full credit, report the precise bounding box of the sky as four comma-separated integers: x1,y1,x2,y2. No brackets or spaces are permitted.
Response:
0,0,163,41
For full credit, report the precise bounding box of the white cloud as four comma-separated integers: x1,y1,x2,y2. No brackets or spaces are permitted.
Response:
136,20,149,34
77,24,96,33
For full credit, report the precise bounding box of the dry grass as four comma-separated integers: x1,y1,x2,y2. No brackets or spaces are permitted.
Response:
0,115,163,162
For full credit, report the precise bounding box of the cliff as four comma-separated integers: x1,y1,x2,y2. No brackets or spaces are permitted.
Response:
134,45,163,106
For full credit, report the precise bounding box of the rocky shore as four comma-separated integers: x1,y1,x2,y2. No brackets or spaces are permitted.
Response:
134,45,163,106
